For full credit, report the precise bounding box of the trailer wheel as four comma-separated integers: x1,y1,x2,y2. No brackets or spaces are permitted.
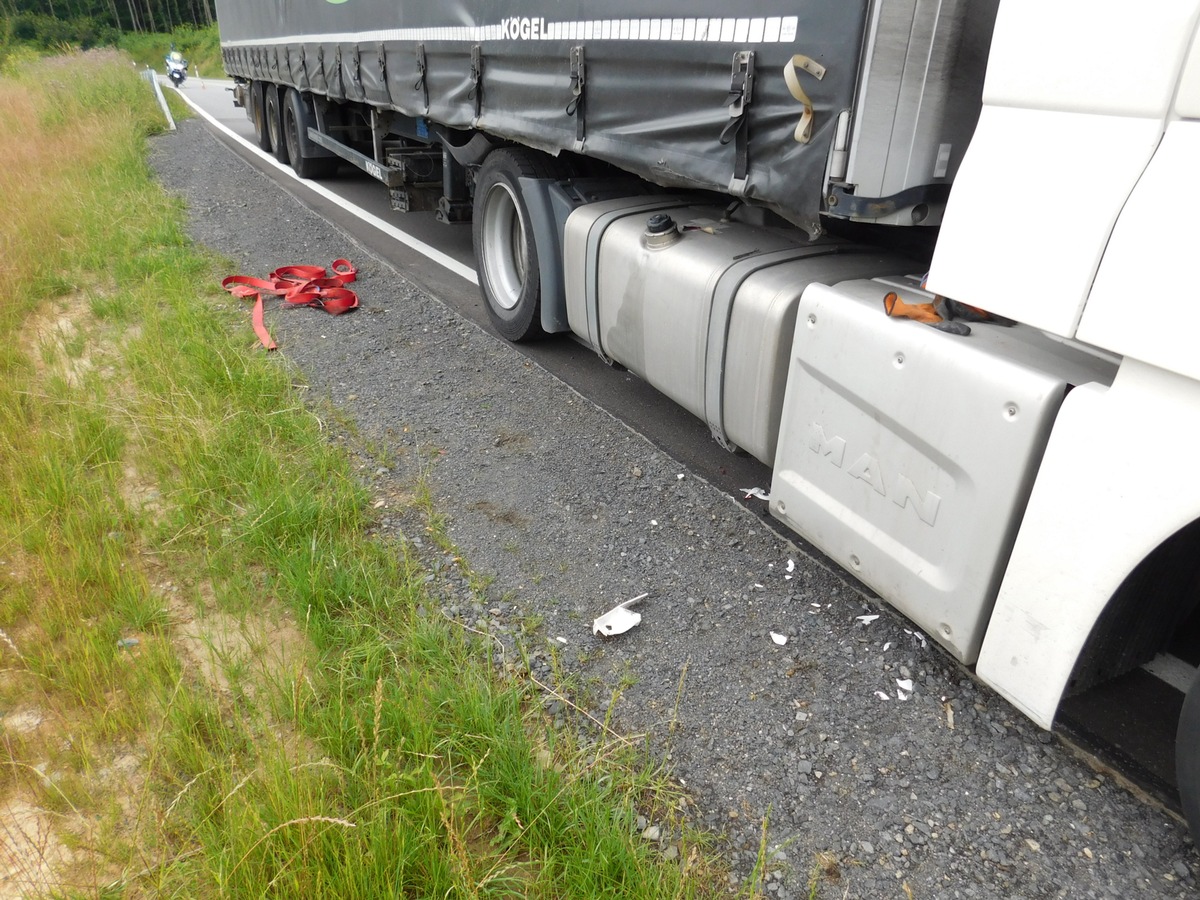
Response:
249,82,272,152
1178,670,1200,846
264,86,289,165
472,148,561,342
283,89,338,179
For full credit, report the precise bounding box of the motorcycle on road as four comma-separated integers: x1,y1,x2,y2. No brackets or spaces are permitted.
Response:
165,50,188,88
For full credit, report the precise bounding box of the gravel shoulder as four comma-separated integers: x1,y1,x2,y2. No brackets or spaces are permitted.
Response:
150,119,1197,899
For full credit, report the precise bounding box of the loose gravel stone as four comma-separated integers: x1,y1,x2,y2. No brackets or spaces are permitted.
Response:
149,117,1198,899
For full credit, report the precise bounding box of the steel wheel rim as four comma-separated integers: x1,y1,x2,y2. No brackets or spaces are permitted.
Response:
481,183,526,311
284,107,299,162
267,98,281,148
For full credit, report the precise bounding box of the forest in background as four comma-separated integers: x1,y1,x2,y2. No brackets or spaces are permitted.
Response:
1,0,221,74
4,0,212,41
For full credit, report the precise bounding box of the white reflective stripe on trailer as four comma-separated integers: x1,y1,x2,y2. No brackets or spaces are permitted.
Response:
218,16,800,46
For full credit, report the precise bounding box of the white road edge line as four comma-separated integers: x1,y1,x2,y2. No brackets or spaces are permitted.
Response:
170,82,480,286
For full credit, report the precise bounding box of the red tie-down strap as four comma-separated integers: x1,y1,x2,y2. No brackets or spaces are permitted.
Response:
222,258,359,350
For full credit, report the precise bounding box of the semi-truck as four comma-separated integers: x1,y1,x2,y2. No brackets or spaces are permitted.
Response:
214,0,1200,842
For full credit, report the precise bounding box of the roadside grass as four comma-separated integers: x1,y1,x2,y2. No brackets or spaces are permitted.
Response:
0,52,737,898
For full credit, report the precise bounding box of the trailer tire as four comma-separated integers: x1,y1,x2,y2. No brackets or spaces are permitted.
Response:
249,82,272,152
1177,671,1200,846
264,86,288,165
283,89,338,180
472,148,562,342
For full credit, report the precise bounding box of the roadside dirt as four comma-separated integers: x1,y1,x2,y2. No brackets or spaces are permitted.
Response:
0,297,316,898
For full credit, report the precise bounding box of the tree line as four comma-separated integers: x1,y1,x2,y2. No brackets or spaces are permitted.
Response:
3,0,214,48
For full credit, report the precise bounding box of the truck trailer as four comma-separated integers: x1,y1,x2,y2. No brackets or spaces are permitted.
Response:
215,0,1200,841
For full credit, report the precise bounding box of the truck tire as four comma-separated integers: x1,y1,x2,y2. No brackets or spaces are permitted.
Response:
264,86,289,165
472,148,562,342
249,82,272,152
283,89,338,180
1178,670,1200,846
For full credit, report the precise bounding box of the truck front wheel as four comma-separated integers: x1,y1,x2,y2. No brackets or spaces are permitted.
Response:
472,148,560,342
1177,670,1200,845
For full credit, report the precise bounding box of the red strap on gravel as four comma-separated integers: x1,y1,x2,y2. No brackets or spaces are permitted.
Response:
222,258,359,350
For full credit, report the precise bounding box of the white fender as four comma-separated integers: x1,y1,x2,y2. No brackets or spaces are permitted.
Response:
977,360,1200,728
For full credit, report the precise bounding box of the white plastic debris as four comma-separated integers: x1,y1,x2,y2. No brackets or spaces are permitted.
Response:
770,632,788,646
856,614,880,625
593,593,650,637
882,641,892,652
785,559,795,573
677,473,685,480
555,636,568,644
741,487,770,501
896,678,913,701
874,691,890,701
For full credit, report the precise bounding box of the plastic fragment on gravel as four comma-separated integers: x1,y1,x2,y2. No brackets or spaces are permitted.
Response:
896,678,913,701
874,690,891,701
593,592,649,637
856,614,880,624
555,636,568,644
741,487,770,501
770,632,788,646
883,641,892,651
786,559,795,573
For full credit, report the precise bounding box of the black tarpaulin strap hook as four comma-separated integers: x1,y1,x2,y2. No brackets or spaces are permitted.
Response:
377,42,391,104
414,43,428,111
566,46,587,147
298,44,310,91
469,45,483,120
334,45,344,101
784,53,826,144
719,51,755,184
